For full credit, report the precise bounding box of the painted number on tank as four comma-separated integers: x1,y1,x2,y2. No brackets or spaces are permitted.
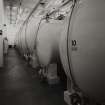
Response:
72,40,76,46
72,40,77,51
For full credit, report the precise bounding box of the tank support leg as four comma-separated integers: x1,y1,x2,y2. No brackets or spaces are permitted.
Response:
47,64,60,85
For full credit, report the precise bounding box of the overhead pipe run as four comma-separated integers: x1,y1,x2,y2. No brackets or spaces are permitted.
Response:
25,0,42,23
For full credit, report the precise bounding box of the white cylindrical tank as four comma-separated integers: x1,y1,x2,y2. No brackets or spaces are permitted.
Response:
25,16,42,55
20,23,28,55
60,15,71,78
60,0,105,103
18,27,23,54
17,27,22,49
16,23,28,56
35,0,72,67
21,1,72,67
36,18,65,66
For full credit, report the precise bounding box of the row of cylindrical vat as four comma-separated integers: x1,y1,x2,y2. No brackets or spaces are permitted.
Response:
15,0,105,104
16,16,64,66
15,0,72,67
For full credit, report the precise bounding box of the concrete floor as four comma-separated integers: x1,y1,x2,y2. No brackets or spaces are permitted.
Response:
0,48,67,105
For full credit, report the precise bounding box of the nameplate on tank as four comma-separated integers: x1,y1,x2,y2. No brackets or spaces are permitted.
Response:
71,46,78,51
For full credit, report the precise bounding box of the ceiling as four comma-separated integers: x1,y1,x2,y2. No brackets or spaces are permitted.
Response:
4,0,41,8
4,0,42,24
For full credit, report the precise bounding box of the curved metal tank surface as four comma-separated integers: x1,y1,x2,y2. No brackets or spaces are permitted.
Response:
36,19,65,66
25,16,42,55
35,0,72,67
20,23,27,55
59,13,72,78
60,0,105,103
15,0,72,65
18,28,22,52
19,26,25,55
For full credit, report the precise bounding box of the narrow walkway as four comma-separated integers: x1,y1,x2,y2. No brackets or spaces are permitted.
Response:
0,48,66,105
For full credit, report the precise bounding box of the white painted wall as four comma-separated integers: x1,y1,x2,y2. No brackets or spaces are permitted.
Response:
0,0,4,67
6,24,19,45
